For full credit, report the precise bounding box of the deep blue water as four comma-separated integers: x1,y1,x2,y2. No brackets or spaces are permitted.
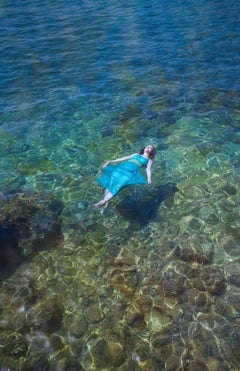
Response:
1,0,240,370
1,0,239,113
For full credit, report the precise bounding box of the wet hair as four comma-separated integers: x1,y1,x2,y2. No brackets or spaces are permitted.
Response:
139,146,157,160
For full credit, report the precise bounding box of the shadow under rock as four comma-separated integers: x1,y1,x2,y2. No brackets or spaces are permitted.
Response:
0,225,23,281
116,182,178,227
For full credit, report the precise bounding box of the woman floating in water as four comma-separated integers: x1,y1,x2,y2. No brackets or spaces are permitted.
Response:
94,145,157,211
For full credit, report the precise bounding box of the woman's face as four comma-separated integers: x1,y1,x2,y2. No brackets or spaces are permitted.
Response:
145,145,154,153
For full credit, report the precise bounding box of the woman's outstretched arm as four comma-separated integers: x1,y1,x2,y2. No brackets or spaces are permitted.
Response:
103,153,136,168
146,159,153,184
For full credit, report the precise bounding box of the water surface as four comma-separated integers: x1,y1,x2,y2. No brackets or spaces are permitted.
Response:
0,0,240,370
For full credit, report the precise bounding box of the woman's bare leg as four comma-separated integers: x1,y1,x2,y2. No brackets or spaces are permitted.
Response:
99,189,109,213
94,189,113,208
101,189,109,209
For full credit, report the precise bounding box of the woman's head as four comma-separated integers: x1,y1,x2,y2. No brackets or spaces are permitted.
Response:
139,145,157,159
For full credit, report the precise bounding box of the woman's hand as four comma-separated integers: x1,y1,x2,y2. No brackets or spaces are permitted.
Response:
103,161,110,168
148,179,152,184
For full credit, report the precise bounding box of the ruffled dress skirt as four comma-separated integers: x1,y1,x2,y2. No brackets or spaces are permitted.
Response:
96,161,147,196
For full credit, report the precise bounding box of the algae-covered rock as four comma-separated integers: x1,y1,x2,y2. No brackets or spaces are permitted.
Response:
26,297,64,333
90,337,125,369
22,351,50,371
1,332,28,359
199,266,226,295
0,190,64,280
173,236,214,264
160,266,185,297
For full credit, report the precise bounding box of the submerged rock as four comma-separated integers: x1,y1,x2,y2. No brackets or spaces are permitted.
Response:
88,337,125,369
173,241,214,264
26,297,64,333
199,266,226,295
0,190,64,280
1,332,28,359
22,351,50,371
160,266,185,297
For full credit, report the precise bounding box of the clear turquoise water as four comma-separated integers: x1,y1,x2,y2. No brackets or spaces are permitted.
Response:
0,0,240,370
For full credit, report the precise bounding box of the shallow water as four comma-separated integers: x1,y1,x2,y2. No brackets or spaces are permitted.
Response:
0,0,240,370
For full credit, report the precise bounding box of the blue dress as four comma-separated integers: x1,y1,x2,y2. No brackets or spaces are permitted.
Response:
96,154,149,196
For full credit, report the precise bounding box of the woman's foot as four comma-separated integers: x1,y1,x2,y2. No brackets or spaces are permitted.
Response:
94,191,112,209
100,202,109,214
94,200,105,208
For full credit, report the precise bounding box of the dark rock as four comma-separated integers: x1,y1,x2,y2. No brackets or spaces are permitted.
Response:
183,360,208,371
64,360,84,371
200,266,226,295
90,338,125,369
64,311,88,338
160,267,185,297
1,332,28,359
174,237,213,264
26,297,64,333
85,304,105,324
22,351,50,371
0,190,64,281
